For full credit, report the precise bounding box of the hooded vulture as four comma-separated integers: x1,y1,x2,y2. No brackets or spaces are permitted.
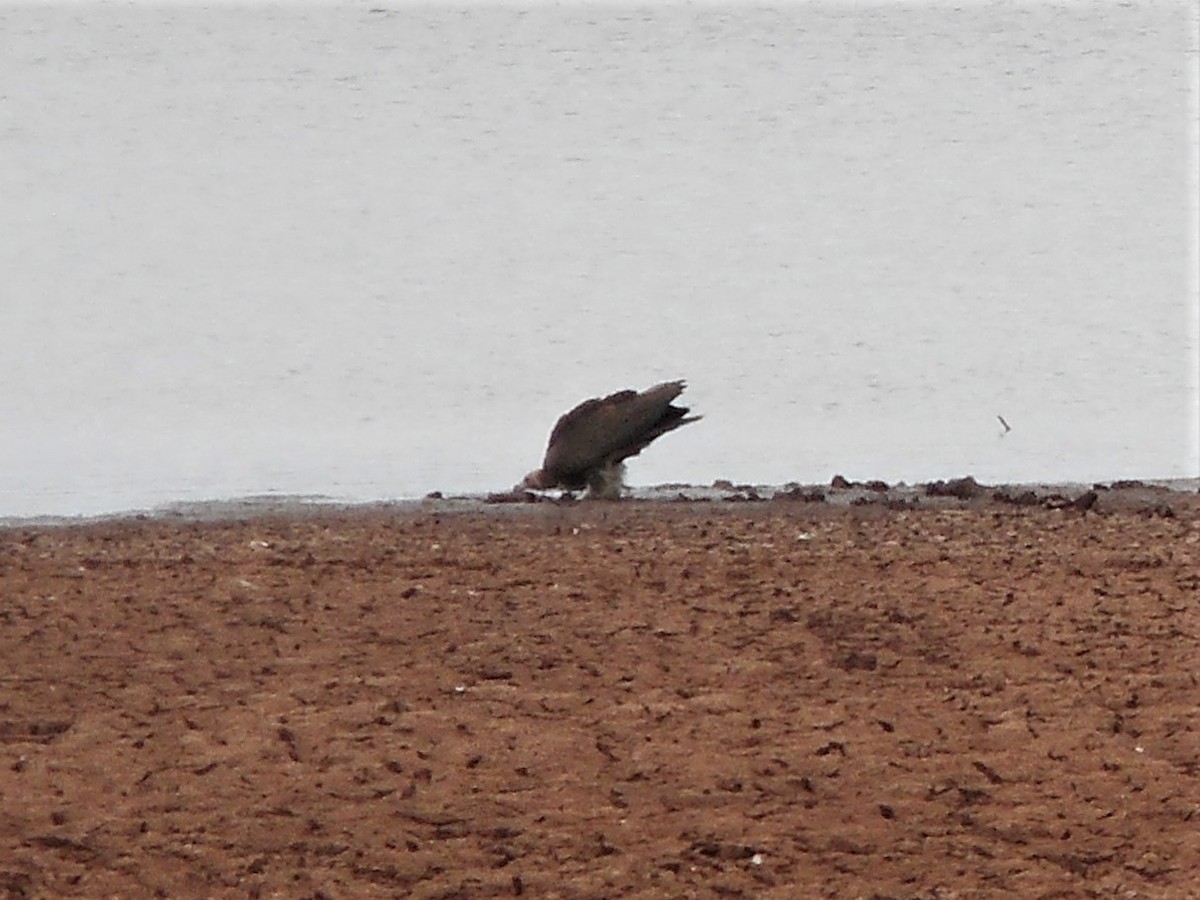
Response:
521,380,700,499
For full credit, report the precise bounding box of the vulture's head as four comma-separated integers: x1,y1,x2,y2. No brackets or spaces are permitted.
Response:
520,468,555,490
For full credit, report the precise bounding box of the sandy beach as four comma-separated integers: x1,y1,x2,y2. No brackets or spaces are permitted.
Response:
2,482,1198,898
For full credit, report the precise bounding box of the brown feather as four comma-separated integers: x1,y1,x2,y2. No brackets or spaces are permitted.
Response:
526,380,700,494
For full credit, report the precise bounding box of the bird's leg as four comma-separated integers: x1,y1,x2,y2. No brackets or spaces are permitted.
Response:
586,462,627,500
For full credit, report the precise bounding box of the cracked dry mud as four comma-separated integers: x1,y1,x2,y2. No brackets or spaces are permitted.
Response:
2,492,1198,898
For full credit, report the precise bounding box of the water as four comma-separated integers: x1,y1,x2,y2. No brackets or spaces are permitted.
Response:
2,2,1196,518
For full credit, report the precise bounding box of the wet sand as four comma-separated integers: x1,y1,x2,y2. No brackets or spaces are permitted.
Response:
2,483,1198,898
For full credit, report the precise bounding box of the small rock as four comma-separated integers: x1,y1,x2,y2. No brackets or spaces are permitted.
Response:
925,476,984,499
772,486,825,503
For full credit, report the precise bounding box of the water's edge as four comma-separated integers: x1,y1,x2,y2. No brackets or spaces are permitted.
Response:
4,477,1195,530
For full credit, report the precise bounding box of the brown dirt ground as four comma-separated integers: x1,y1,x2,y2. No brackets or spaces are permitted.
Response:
2,490,1198,899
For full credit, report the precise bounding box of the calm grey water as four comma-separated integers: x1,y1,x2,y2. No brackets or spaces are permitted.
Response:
3,2,1197,518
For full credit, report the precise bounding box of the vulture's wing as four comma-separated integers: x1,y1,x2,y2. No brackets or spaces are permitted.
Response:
541,380,698,479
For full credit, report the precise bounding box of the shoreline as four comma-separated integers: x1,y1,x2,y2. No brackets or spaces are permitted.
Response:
3,475,1197,530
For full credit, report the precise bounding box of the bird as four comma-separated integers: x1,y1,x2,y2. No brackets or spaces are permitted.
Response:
520,380,701,499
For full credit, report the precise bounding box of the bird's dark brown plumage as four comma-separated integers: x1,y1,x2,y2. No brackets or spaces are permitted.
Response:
522,380,700,498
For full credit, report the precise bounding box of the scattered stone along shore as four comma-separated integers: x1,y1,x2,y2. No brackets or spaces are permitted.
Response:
484,474,1194,517
2,484,1197,897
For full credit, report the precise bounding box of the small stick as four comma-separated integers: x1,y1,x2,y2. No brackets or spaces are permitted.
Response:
997,415,1012,434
